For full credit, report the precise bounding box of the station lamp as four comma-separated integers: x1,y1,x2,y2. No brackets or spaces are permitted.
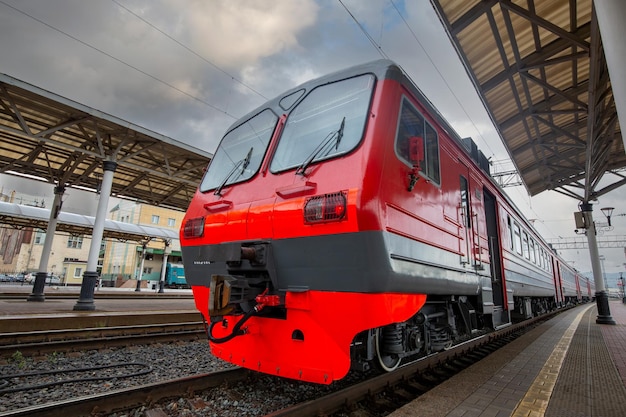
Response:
601,207,615,226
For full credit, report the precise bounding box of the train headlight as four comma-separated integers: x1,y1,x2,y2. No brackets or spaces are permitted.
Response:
183,216,205,238
303,191,347,224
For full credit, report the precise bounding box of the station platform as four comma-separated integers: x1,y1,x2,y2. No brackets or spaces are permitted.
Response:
390,300,626,417
0,284,197,317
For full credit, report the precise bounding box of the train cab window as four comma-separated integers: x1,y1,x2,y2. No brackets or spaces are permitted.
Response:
395,98,440,185
270,74,375,173
200,109,278,193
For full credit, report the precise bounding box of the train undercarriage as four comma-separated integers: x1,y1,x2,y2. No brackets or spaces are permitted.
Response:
350,294,569,373
350,295,484,373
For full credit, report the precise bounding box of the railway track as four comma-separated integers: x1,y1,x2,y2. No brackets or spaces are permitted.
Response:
0,307,571,416
0,312,205,357
266,309,564,417
0,368,250,417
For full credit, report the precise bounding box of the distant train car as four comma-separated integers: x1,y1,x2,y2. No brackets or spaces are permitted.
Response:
180,60,587,384
165,263,187,288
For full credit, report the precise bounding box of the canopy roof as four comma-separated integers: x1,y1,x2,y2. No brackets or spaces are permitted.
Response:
432,0,626,199
0,73,211,211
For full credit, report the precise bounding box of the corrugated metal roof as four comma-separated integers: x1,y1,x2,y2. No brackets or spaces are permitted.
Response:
0,73,212,211
432,0,625,199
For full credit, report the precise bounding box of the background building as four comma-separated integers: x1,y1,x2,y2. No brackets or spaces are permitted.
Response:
0,188,91,283
101,200,184,289
0,187,184,289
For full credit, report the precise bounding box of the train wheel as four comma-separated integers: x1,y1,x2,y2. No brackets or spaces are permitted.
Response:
374,328,401,372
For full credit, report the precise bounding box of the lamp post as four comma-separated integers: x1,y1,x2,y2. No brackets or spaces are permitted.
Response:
579,202,615,325
599,255,608,295
601,207,615,227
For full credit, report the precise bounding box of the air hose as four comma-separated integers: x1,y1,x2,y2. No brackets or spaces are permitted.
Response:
207,307,257,344
207,288,280,344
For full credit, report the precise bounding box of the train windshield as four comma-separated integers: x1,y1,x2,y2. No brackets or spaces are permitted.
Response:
200,109,278,193
270,74,375,173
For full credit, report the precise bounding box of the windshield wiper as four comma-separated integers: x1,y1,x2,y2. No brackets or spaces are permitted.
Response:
214,147,253,196
295,117,345,176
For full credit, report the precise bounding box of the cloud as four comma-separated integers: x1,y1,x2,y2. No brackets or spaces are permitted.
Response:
0,0,623,274
164,0,319,69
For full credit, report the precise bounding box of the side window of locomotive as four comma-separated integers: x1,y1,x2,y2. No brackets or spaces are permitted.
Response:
513,221,522,255
200,109,278,193
395,98,441,185
270,74,375,173
507,216,514,250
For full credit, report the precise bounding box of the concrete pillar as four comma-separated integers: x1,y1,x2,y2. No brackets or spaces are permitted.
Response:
73,160,117,311
581,202,615,324
158,241,171,293
28,185,65,302
136,242,147,292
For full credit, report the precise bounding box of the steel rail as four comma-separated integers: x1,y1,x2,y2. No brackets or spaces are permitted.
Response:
0,321,205,356
0,367,249,417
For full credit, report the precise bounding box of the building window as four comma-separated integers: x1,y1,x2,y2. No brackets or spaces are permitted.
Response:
34,231,46,244
74,268,82,277
67,235,83,249
151,215,160,225
168,218,176,227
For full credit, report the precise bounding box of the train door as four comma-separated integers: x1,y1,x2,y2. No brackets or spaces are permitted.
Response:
483,188,510,328
553,259,565,306
459,166,502,326
458,166,481,271
459,175,472,267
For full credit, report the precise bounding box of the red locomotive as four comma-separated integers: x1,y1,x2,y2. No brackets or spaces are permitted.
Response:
180,60,591,384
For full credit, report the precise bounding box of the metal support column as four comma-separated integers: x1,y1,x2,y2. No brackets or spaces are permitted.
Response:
581,202,616,324
136,242,147,292
158,240,171,293
27,185,65,302
73,160,117,311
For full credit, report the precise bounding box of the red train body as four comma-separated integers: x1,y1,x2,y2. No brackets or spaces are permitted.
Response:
180,60,592,384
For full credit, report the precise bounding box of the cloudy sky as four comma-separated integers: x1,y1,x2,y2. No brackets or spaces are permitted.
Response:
0,0,624,276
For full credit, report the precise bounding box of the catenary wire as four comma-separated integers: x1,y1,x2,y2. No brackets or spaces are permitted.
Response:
0,0,238,120
110,0,268,101
338,0,554,236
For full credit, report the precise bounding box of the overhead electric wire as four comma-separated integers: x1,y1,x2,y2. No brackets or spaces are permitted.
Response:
339,0,552,233
110,0,268,101
388,0,497,160
385,0,551,229
0,0,237,120
338,0,389,59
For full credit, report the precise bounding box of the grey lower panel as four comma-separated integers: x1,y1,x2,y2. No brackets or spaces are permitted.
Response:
503,257,555,298
182,230,483,295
